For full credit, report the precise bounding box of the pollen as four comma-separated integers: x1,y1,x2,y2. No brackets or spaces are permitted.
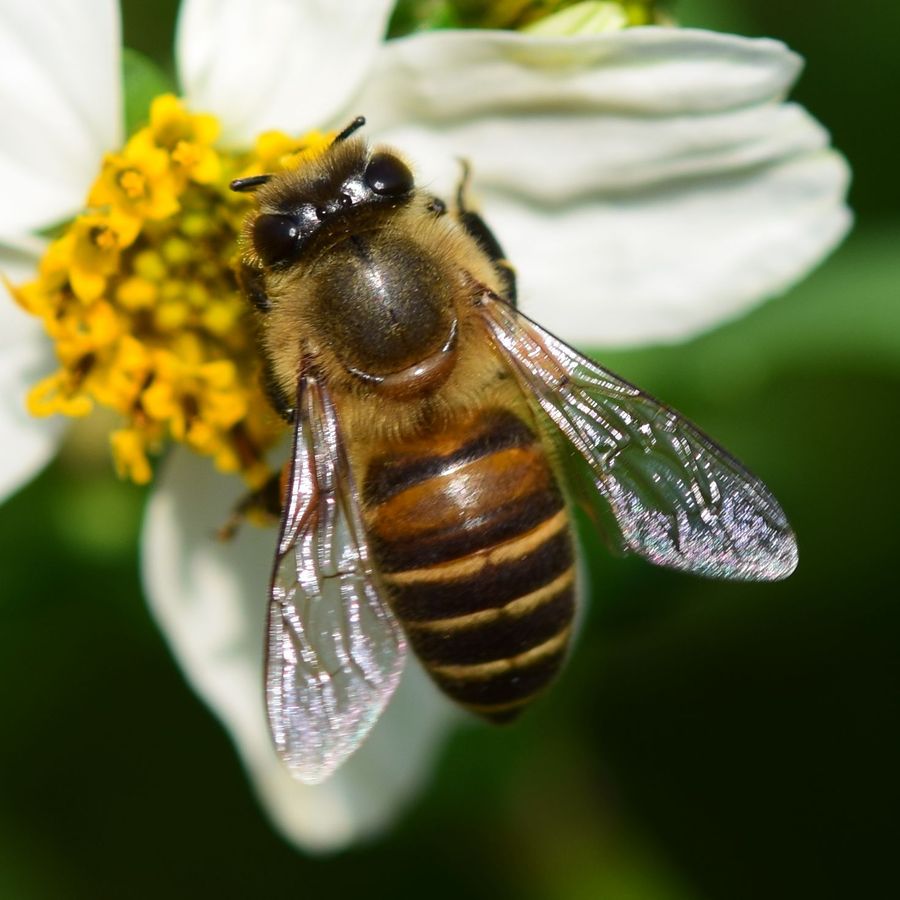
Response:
11,93,333,488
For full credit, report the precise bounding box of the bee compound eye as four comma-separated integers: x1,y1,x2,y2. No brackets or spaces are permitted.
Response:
364,152,414,197
253,213,301,266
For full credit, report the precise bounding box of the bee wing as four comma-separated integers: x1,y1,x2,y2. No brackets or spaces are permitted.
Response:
267,373,406,784
480,297,797,581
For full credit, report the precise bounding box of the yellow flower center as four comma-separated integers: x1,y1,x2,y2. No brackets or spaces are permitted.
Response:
119,169,147,199
11,94,334,488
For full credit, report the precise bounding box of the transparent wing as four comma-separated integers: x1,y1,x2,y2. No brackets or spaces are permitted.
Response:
267,373,406,784
480,296,798,581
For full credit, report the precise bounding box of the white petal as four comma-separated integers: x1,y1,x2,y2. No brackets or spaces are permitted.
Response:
360,26,819,202
0,0,121,234
355,26,849,345
360,27,802,129
381,102,832,205
0,242,66,500
142,447,456,851
490,149,851,345
176,0,395,146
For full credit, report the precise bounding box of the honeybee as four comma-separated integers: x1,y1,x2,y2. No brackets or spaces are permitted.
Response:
231,116,798,784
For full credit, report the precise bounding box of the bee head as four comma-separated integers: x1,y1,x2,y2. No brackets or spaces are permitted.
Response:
231,116,417,270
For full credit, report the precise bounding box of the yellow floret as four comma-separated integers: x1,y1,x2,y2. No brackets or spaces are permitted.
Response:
111,428,154,484
116,276,158,310
28,373,94,418
89,131,181,243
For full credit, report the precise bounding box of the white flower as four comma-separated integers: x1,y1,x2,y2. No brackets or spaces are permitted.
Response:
0,0,849,852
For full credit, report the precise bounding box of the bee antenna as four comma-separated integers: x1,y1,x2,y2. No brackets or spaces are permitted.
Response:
230,174,272,193
334,116,366,143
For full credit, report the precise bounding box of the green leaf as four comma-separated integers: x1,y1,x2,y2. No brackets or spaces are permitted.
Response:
122,47,177,136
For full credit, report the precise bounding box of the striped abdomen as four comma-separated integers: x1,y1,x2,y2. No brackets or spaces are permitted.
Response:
362,407,575,722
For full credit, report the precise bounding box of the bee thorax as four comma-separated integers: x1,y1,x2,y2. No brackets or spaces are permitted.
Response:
311,232,458,380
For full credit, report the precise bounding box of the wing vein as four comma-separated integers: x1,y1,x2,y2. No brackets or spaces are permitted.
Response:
264,372,407,784
479,294,798,582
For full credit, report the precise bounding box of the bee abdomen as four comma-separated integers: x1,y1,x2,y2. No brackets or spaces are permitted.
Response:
363,408,575,721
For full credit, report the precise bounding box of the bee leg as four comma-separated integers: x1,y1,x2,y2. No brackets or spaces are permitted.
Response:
461,212,518,305
217,471,283,540
262,360,296,423
455,159,518,306
236,260,272,313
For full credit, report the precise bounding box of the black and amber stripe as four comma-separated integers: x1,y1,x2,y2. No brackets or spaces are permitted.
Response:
363,407,575,721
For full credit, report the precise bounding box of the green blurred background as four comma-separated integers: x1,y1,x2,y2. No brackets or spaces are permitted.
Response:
2,1,897,897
